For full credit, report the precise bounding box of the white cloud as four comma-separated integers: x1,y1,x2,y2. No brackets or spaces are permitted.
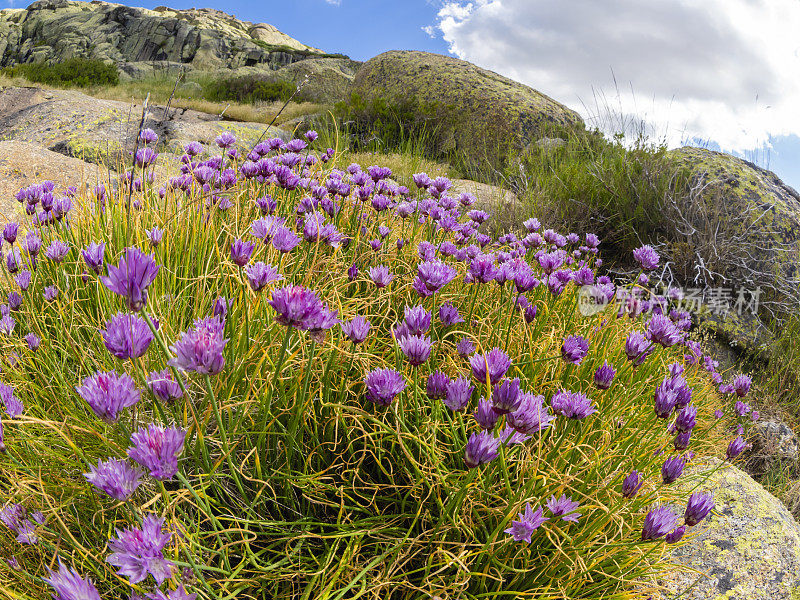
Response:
421,25,437,38
433,0,800,152
324,0,342,6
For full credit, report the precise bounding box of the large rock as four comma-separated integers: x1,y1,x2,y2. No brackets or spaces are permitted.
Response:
0,0,328,74
0,86,287,167
661,458,800,599
348,51,584,167
667,147,800,313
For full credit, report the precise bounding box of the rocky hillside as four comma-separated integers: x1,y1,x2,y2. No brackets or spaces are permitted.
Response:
0,0,341,78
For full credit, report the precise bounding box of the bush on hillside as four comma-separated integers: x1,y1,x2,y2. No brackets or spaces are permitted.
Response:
2,58,119,88
202,74,305,104
0,128,756,599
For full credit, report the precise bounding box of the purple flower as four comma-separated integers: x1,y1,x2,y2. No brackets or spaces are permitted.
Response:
551,390,596,419
426,371,450,400
654,380,678,419
77,371,141,423
504,503,548,543
102,312,154,359
168,316,228,375
469,254,497,283
714,409,724,419
107,514,175,584
444,376,474,411
457,337,476,358
641,505,676,541
464,431,501,468
490,377,521,414
368,265,394,288
341,316,371,344
135,147,158,167
24,232,41,256
507,392,555,434
147,369,184,402
546,494,581,523
272,226,301,253
213,296,233,319
84,458,143,501
684,492,715,526
732,374,752,397
245,262,282,292
127,423,185,480
139,128,158,144
215,132,236,149
594,361,616,389
100,247,160,312
674,430,692,451
469,348,511,385
24,333,40,351
45,240,69,263
364,368,406,406
230,239,255,267
666,525,686,543
561,335,589,364
624,331,652,366
403,305,431,335
7,291,21,311
726,436,747,460
622,470,643,498
633,245,660,271
6,248,21,273
43,561,102,600
1,383,22,418
15,270,31,291
416,259,458,294
675,404,697,432
398,334,432,366
661,455,686,484
43,286,58,302
647,314,683,347
82,242,106,273
269,285,327,330
438,302,464,326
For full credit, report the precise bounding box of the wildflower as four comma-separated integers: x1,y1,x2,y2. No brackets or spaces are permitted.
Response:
169,316,228,375
426,371,450,400
139,128,158,144
647,314,683,347
633,245,660,271
714,409,724,419
8,291,21,311
664,525,686,544
45,240,69,263
213,296,232,319
641,506,676,541
726,436,747,460
77,371,141,423
403,305,431,335
147,369,184,403
269,285,328,330
438,302,464,326
341,316,371,344
734,401,750,417
43,286,58,302
215,131,236,148
272,226,301,253
444,376,474,411
684,492,715,526
469,254,496,283
469,348,511,385
561,335,589,364
102,313,153,360
507,392,555,434
347,263,359,281
546,494,581,523
622,470,643,498
1,384,22,418
135,147,158,167
43,561,102,600
674,430,692,451
732,374,752,397
107,514,175,585
751,410,760,422
82,242,106,273
230,239,255,267
84,458,143,501
364,368,406,406
464,431,501,468
398,334,432,366
368,265,394,288
24,232,41,256
457,337,476,357
594,361,616,389
6,248,20,273
100,247,160,312
15,270,31,291
661,455,686,484
128,423,185,480
24,333,40,351
490,377,522,414
245,262,282,292
675,404,697,432
504,503,549,543
551,390,596,419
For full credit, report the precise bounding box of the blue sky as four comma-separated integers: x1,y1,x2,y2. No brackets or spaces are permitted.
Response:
63,0,800,190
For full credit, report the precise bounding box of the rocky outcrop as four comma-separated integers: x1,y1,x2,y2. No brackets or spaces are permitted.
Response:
349,51,584,167
0,0,331,76
0,86,287,167
661,458,800,599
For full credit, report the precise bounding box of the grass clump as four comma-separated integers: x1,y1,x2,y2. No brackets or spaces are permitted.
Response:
2,58,119,88
0,126,755,599
201,75,305,105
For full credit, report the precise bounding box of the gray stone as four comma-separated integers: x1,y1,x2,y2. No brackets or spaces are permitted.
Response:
745,418,800,477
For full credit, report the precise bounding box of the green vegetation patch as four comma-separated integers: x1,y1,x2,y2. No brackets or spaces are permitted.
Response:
2,58,119,88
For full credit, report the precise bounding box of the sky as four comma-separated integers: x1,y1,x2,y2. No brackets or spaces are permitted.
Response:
37,0,800,189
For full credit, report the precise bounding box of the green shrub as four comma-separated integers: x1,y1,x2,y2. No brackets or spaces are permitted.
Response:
201,75,304,104
2,57,119,88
